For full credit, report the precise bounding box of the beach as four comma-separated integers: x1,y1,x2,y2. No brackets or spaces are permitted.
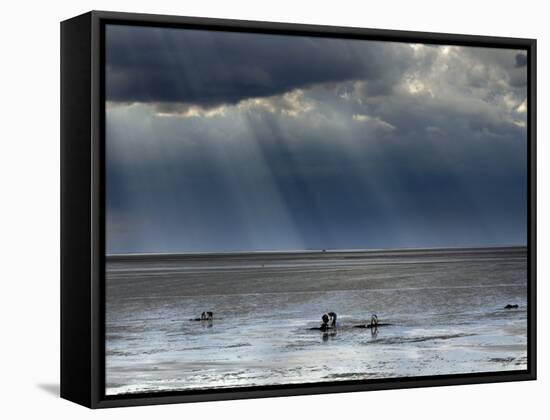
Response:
105,247,528,395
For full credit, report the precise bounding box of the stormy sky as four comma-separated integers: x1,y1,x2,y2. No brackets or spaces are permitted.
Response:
105,24,528,255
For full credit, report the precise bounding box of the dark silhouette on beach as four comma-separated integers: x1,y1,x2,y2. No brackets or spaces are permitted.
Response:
191,311,213,321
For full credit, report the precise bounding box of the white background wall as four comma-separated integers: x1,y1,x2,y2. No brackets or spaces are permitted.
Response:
0,0,546,418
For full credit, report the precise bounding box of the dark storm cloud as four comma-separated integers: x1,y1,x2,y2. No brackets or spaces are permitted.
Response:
106,25,413,107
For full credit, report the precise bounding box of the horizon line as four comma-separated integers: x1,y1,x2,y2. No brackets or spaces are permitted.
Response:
106,244,527,258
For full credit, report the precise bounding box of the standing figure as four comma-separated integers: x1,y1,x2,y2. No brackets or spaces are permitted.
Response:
370,314,378,328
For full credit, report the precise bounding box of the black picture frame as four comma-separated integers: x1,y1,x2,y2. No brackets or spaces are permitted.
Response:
60,10,537,409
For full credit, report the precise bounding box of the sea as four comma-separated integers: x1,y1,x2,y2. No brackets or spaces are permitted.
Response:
105,247,528,395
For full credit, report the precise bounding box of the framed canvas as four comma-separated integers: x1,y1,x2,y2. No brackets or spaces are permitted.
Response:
60,10,536,408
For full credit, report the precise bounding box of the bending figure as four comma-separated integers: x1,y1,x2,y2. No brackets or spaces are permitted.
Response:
328,311,337,327
200,311,213,321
